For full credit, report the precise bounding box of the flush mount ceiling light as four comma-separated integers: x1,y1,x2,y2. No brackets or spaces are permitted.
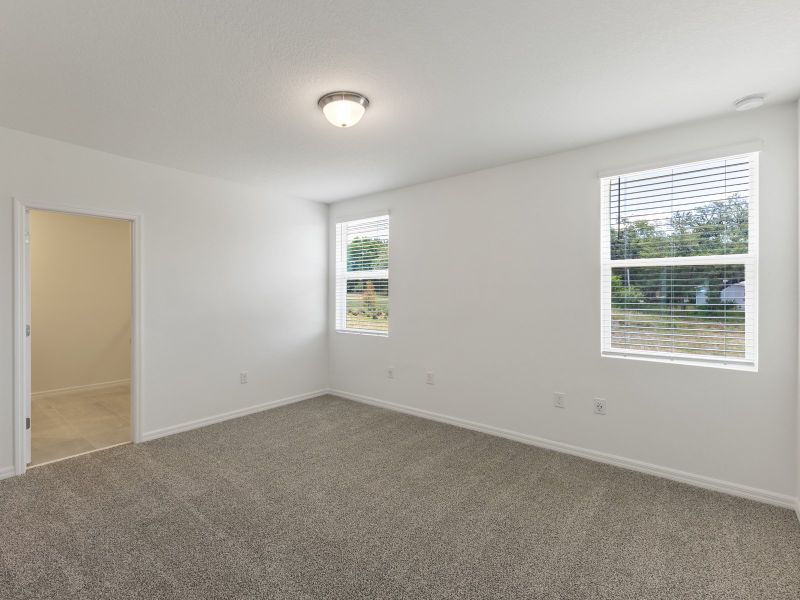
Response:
318,91,369,128
734,94,765,111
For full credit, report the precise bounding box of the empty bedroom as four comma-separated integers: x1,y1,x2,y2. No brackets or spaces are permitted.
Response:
0,1,799,599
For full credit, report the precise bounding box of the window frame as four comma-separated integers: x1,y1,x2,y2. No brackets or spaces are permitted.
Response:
335,213,390,337
599,152,759,371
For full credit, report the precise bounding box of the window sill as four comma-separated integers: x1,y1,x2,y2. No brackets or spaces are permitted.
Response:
601,349,757,372
335,329,389,338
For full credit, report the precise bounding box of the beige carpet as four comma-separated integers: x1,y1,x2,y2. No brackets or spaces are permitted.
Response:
1,394,799,599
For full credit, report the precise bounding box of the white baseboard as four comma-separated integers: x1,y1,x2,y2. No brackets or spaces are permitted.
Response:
796,499,800,524
141,389,329,442
330,389,798,511
0,466,17,480
32,378,131,398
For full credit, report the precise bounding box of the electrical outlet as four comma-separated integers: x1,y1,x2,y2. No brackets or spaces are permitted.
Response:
240,371,248,384
594,397,606,415
388,366,395,379
553,392,566,408
426,371,435,385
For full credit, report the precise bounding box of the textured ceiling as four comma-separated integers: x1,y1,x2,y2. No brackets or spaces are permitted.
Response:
0,1,798,202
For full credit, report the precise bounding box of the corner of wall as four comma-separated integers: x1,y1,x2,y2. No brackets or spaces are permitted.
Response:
324,201,333,392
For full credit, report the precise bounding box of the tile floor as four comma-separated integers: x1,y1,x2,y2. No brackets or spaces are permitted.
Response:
31,382,131,466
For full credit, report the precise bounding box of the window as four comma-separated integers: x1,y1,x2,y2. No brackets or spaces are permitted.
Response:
335,214,390,335
601,153,758,368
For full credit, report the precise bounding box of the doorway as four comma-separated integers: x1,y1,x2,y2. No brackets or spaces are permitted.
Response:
13,201,142,473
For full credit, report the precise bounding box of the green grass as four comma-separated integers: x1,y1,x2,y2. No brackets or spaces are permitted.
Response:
611,309,745,357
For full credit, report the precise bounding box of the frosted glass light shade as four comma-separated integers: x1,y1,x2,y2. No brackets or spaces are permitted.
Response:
318,92,369,128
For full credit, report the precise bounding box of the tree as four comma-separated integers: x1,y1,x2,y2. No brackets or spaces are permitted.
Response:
610,193,748,260
362,281,378,319
347,237,389,271
609,194,748,311
610,220,668,260
671,194,748,257
611,274,644,308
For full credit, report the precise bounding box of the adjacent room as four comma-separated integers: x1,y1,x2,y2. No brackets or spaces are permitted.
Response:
29,210,132,465
0,2,799,599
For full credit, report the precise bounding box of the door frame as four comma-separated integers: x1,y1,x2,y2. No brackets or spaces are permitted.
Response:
12,198,143,475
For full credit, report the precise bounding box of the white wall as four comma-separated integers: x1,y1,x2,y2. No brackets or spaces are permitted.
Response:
329,103,799,500
0,127,328,473
30,211,131,393
1,104,796,504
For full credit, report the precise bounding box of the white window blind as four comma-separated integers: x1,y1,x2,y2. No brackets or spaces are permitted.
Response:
335,214,390,335
600,153,758,368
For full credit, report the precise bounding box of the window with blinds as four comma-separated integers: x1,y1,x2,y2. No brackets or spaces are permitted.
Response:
600,153,758,368
335,214,390,335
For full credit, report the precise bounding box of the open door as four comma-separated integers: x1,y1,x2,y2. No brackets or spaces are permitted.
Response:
23,208,31,465
27,209,133,466
14,200,140,473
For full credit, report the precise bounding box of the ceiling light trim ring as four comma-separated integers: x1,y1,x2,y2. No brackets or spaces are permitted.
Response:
317,91,370,111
